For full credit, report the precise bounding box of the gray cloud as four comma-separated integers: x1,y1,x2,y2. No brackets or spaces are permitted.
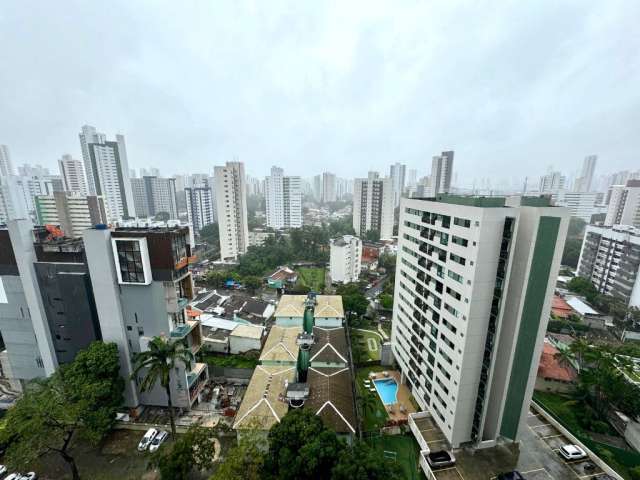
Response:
1,0,638,185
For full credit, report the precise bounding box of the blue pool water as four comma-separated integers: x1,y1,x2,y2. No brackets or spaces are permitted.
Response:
374,378,398,405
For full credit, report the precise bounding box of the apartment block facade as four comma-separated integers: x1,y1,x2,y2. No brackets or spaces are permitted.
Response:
58,154,88,195
265,166,302,229
392,195,568,448
34,191,107,238
577,225,640,307
330,235,362,284
214,161,249,261
605,180,640,227
353,172,394,240
131,176,178,219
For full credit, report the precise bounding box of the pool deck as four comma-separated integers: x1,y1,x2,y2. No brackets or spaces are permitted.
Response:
368,370,416,423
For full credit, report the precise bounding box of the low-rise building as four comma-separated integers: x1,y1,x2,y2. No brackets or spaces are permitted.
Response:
535,339,577,393
274,294,344,327
267,266,298,289
229,324,265,354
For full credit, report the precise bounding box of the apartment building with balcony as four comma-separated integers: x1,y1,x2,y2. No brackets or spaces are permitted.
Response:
330,235,362,284
392,195,568,449
577,224,640,308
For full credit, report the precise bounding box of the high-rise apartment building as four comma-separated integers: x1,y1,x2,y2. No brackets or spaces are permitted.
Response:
574,155,597,193
577,225,640,308
34,191,107,238
313,174,322,202
539,171,566,194
185,178,216,233
336,177,353,200
131,176,178,219
390,163,407,207
353,172,394,240
394,195,568,448
0,145,14,177
265,166,302,229
330,235,362,284
0,176,31,223
604,180,640,227
58,154,88,195
78,125,136,221
430,151,454,196
214,162,249,261
322,172,337,203
552,191,599,222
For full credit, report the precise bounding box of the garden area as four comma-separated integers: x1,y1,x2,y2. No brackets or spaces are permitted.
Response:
296,267,326,292
365,434,423,480
351,328,382,362
355,365,388,431
199,351,260,369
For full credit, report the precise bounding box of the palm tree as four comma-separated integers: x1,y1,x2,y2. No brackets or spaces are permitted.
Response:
359,392,377,417
131,336,194,437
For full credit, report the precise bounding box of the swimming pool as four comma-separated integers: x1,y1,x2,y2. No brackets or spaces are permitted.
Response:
374,378,398,405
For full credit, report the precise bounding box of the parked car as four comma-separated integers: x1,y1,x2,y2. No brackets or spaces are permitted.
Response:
559,444,587,461
137,428,158,451
20,473,38,480
149,430,169,453
498,472,526,480
0,465,7,476
426,450,456,469
5,474,22,480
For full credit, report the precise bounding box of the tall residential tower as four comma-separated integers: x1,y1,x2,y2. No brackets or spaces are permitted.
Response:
214,161,249,261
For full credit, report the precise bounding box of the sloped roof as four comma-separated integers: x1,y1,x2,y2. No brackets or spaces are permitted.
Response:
230,324,264,340
314,296,344,318
269,266,297,282
274,295,307,318
310,327,348,364
552,295,573,319
566,296,601,316
259,326,302,363
537,341,577,383
233,365,295,430
306,367,356,433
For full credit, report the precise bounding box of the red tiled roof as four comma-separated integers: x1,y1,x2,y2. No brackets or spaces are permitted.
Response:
537,342,577,382
552,295,574,319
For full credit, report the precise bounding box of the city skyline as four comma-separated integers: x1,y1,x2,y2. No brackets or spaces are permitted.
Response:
1,2,639,181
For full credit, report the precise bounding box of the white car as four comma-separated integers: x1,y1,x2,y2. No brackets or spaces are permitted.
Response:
0,465,7,476
20,473,38,480
559,444,587,461
149,430,168,453
5,474,22,480
137,428,158,452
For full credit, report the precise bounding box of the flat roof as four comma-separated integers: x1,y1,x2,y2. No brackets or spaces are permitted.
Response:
233,365,296,430
231,324,264,340
259,326,302,363
566,296,600,316
306,367,356,433
274,295,344,319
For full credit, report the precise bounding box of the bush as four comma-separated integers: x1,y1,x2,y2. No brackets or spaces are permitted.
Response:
630,465,640,480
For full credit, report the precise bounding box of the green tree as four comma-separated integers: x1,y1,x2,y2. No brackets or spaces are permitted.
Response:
243,275,263,293
210,431,265,480
157,425,217,479
1,342,124,480
562,238,583,268
566,277,599,303
332,441,401,480
131,336,194,437
363,229,380,242
265,409,344,480
379,293,393,310
205,270,230,288
358,393,377,419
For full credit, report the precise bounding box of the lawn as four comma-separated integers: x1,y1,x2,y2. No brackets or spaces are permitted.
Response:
365,434,424,480
296,267,325,292
355,365,388,431
351,329,382,362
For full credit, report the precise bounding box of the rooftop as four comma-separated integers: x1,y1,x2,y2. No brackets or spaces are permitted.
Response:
233,365,296,430
551,295,573,319
274,295,344,319
230,324,264,340
306,367,356,433
538,340,577,383
416,194,554,208
259,326,302,363
566,296,601,316
310,327,349,364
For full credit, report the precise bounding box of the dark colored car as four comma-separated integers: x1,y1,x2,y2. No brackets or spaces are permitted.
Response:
426,450,456,469
497,472,526,480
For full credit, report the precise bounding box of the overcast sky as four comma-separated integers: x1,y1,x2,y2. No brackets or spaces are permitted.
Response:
1,1,638,186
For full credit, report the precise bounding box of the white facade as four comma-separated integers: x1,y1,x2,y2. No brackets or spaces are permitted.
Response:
322,172,337,203
353,172,394,240
58,154,88,195
79,126,135,221
604,181,640,227
214,161,249,261
330,235,362,284
539,171,566,194
0,145,14,177
0,176,31,223
393,196,568,448
578,225,640,307
430,151,454,196
265,166,302,229
390,163,407,208
34,192,107,238
131,176,178,219
185,183,215,233
552,191,599,222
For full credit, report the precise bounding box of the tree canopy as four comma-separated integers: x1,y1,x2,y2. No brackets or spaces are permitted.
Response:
158,425,217,479
1,341,124,480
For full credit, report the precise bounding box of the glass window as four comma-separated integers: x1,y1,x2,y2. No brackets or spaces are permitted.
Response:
116,240,146,283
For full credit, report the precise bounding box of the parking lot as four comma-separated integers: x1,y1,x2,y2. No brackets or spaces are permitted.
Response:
426,408,617,480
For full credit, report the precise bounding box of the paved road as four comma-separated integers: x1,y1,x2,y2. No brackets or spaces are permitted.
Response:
365,274,388,297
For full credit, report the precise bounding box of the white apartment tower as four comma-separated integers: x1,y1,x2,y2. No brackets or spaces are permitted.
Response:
214,161,249,261
78,125,136,221
265,166,302,229
394,195,568,448
430,151,454,196
353,172,394,240
0,145,14,177
604,180,640,227
58,154,88,195
330,235,362,284
390,163,407,207
185,178,216,233
539,171,566,194
574,155,597,193
130,176,178,219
